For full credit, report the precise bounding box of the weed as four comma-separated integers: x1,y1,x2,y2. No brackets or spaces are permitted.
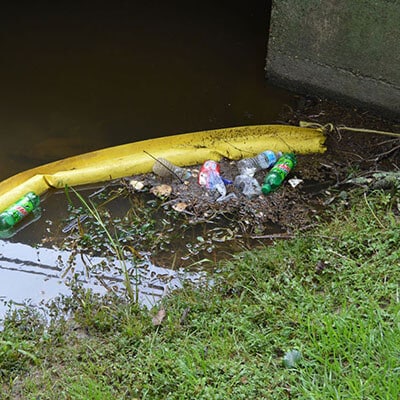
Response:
64,186,136,301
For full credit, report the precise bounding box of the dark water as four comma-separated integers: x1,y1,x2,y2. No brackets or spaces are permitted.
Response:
0,1,296,316
0,0,293,180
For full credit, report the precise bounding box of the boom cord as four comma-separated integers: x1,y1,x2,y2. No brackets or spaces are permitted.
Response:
299,121,400,138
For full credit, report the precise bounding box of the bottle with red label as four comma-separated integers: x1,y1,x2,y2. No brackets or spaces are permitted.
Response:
261,153,297,195
198,160,226,197
0,192,41,237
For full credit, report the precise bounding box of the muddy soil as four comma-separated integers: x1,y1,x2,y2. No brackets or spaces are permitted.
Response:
56,95,399,272
123,95,400,238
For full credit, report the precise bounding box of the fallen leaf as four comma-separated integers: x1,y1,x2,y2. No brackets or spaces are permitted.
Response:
152,308,167,326
172,202,188,212
150,184,172,198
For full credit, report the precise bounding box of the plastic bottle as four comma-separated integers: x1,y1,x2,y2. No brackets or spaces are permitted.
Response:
198,160,226,197
234,175,261,198
237,150,282,176
0,192,41,234
152,157,191,181
261,153,297,195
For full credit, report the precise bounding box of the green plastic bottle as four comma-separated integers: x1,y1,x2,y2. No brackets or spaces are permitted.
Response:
0,192,41,234
261,153,297,195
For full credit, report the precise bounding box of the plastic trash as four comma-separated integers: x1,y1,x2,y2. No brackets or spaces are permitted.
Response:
261,153,297,195
152,157,191,181
216,192,237,202
198,160,226,197
237,150,282,176
62,214,89,233
234,175,262,198
283,349,302,368
0,192,41,238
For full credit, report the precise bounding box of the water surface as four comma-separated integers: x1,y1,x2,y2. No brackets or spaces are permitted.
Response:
0,0,295,316
0,0,293,179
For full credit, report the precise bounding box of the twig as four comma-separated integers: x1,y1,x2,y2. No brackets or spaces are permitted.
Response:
235,233,294,240
376,138,400,146
363,192,385,229
326,248,353,262
366,144,400,162
179,307,191,325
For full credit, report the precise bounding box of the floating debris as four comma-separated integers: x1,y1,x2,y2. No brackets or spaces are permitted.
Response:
61,214,88,233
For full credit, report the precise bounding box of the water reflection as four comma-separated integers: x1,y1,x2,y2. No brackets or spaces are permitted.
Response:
0,186,214,320
0,238,203,320
0,0,295,313
0,0,292,179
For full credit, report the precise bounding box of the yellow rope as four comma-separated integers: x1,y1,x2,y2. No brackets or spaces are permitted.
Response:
300,121,400,138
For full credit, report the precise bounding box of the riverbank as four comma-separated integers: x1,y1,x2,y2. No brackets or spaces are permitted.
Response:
1,187,399,399
1,96,399,399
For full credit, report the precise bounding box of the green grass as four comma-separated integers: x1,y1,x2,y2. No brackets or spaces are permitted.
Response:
1,190,399,399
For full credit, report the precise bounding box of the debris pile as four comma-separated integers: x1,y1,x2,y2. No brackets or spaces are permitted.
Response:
122,151,319,234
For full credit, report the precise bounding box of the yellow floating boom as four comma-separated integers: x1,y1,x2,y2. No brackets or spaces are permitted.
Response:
0,124,326,212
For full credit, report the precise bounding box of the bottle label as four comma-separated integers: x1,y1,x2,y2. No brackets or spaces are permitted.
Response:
198,160,226,196
198,161,221,188
264,151,277,166
15,205,30,217
276,163,292,174
0,192,40,233
6,200,35,225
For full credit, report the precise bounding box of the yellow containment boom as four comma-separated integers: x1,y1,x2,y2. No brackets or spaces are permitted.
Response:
0,124,326,212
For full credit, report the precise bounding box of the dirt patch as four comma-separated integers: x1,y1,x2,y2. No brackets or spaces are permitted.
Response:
123,156,321,236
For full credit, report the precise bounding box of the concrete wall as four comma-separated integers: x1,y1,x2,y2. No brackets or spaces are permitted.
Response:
266,0,400,116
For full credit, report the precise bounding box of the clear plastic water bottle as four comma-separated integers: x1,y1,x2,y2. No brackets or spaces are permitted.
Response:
237,150,282,176
152,157,191,181
0,192,41,235
261,153,297,195
234,175,261,198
